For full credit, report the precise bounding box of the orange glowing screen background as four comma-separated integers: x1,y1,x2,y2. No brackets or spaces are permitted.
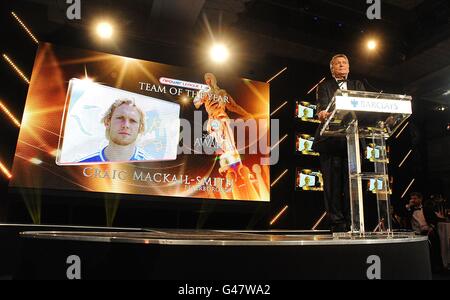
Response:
10,43,270,202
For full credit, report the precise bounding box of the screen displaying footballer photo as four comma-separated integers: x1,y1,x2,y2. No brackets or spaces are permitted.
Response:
296,102,320,123
369,178,384,193
296,134,319,156
56,79,181,165
368,178,391,195
366,145,381,161
365,144,389,163
296,169,324,192
10,43,270,202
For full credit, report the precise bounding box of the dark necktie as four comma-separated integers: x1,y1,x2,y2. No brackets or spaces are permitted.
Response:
337,80,347,89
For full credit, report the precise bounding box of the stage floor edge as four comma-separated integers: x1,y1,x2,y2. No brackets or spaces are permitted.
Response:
14,230,431,280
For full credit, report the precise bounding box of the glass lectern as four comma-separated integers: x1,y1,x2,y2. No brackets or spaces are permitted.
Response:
320,90,412,235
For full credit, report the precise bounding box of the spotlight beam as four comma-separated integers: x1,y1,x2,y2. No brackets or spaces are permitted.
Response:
270,134,288,152
2,54,30,84
270,205,289,226
270,101,288,117
398,150,413,168
267,67,288,84
395,122,409,139
0,161,12,179
271,169,289,187
401,179,416,199
307,77,326,95
311,212,327,230
0,101,21,127
11,11,39,44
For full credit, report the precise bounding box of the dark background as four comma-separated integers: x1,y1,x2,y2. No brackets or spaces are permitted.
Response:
0,0,449,230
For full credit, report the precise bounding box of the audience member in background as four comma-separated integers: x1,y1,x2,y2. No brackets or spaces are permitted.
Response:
406,192,445,272
390,205,408,230
425,194,448,226
406,192,432,235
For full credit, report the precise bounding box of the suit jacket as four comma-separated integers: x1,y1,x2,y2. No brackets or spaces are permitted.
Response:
313,79,365,155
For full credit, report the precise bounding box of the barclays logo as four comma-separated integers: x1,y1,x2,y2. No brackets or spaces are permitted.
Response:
337,96,411,115
351,98,400,112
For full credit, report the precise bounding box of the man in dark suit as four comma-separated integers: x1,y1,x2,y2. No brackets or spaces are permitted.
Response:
313,54,365,233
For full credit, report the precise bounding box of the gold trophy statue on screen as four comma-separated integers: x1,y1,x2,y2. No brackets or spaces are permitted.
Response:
194,73,255,191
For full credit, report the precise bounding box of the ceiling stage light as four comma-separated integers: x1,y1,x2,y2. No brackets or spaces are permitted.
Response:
96,22,114,39
210,44,230,64
82,76,94,83
367,40,378,51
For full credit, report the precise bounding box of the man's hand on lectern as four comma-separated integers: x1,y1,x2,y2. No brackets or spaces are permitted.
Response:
318,111,331,122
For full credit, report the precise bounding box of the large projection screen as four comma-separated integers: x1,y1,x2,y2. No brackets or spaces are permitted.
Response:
10,43,271,202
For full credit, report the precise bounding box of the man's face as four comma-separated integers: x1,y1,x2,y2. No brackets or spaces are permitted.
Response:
107,104,141,146
304,176,310,185
410,195,422,207
205,74,216,87
332,57,350,79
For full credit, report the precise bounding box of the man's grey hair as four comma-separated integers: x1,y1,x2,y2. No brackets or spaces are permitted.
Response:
329,54,349,72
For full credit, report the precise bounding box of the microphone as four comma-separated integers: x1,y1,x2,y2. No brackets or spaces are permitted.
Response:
363,79,383,99
363,79,383,93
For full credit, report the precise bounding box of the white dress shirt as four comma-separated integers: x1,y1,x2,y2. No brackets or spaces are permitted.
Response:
337,80,348,90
